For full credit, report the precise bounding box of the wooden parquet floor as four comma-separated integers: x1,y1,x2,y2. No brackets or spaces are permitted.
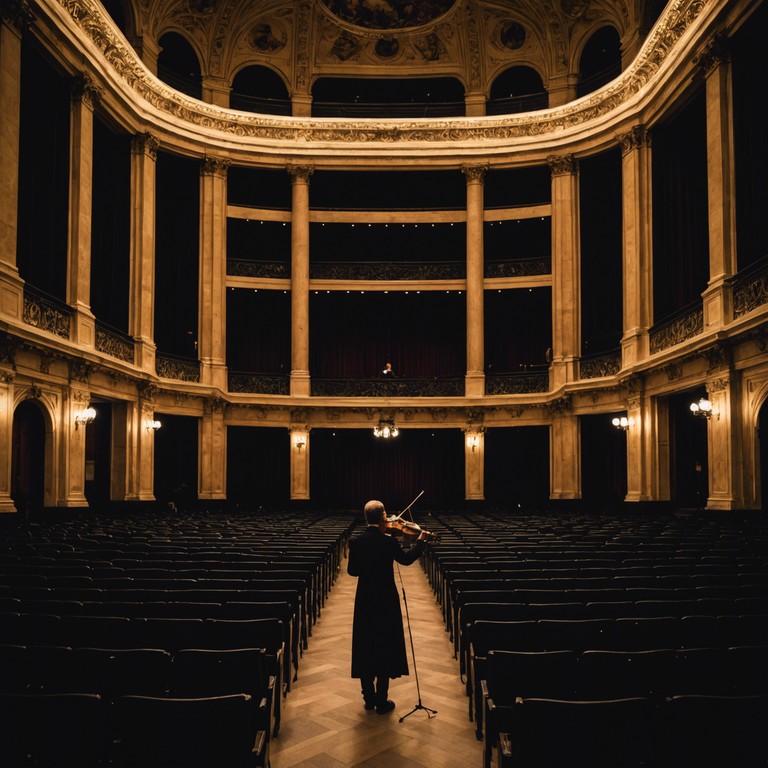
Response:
269,552,484,768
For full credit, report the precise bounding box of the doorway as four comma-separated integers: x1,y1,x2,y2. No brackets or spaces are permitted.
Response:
12,400,46,515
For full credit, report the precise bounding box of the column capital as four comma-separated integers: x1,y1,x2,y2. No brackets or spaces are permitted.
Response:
618,125,651,156
131,132,159,160
288,165,314,184
1,0,34,34
201,156,230,177
461,164,488,184
71,73,103,110
547,153,578,177
696,31,730,76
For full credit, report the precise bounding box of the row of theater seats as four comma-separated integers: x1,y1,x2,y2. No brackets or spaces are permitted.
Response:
416,510,768,768
0,510,356,767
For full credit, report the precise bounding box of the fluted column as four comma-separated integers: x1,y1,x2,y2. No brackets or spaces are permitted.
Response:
619,126,653,367
290,427,310,499
549,397,580,499
549,154,581,388
67,74,101,349
463,164,487,398
199,156,230,391
129,132,158,373
464,428,485,500
199,398,226,501
700,35,737,331
289,166,312,397
0,3,32,323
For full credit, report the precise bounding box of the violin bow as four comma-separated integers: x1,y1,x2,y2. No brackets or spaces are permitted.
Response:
391,490,425,523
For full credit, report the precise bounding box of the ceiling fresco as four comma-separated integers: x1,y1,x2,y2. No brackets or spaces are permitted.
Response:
319,0,458,31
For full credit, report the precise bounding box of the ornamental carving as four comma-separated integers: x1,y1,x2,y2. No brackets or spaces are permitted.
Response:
1,0,35,33
95,324,135,363
580,352,621,379
414,32,446,61
138,381,157,402
204,397,227,415
228,260,290,279
201,157,230,176
664,362,682,381
707,377,729,394
485,373,549,395
131,132,159,160
71,72,102,107
156,355,200,382
704,344,729,373
52,0,711,146
547,395,572,415
287,165,314,183
733,262,768,318
23,290,70,339
485,258,551,278
461,164,488,184
0,334,18,365
310,260,463,281
547,154,577,177
649,306,704,353
311,378,464,397
229,373,289,395
69,359,93,384
618,125,651,155
249,22,287,53
695,31,729,74
320,0,457,31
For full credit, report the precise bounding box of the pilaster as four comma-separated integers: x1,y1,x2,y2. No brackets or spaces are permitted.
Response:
291,94,312,117
199,156,230,391
464,427,485,500
619,126,653,366
548,397,580,499
623,377,654,502
289,165,312,397
199,397,226,500
124,382,157,502
546,73,578,108
548,155,581,388
58,385,90,508
463,164,487,398
290,427,310,499
129,132,158,373
0,369,16,512
67,73,101,349
202,76,231,108
699,35,737,331
464,92,486,117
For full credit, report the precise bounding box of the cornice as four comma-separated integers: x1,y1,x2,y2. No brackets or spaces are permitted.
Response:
49,0,715,153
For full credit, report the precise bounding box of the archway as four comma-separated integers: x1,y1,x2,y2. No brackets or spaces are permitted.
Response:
12,400,46,516
487,65,547,114
759,397,768,512
577,26,621,97
157,31,202,99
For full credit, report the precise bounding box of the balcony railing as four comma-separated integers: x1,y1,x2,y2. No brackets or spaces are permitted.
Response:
649,301,704,353
580,349,621,379
311,377,465,397
486,371,549,395
485,257,551,278
228,260,290,279
312,101,464,119
229,372,289,395
95,321,135,363
156,353,200,382
733,256,768,318
22,285,71,339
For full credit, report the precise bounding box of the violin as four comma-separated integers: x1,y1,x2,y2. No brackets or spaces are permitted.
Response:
385,515,439,541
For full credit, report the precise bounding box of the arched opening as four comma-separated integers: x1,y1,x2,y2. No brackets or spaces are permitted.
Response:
230,65,291,115
12,400,46,516
157,32,202,99
758,397,768,512
577,26,622,97
487,66,547,115
311,77,465,118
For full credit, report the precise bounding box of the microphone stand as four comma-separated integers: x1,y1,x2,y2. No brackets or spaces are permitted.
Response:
396,559,437,722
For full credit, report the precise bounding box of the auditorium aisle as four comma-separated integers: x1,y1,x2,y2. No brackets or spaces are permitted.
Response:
270,550,483,768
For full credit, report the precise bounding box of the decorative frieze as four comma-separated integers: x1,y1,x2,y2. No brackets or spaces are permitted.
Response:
156,354,200,382
733,261,768,318
311,377,464,397
227,260,290,279
310,260,463,281
95,323,135,363
485,373,549,395
649,305,704,353
229,372,289,395
23,288,70,339
485,258,551,278
579,351,621,380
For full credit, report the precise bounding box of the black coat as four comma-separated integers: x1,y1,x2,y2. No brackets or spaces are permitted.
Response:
348,526,425,678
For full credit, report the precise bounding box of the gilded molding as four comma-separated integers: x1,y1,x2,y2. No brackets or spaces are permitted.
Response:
618,125,651,156
288,165,314,183
461,164,488,184
69,359,93,383
131,132,159,160
547,154,577,177
71,72,102,107
547,395,572,415
201,156,231,176
707,376,729,394
52,0,712,146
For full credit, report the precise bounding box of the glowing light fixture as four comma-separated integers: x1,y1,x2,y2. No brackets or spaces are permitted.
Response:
689,398,713,419
373,419,399,439
74,406,96,429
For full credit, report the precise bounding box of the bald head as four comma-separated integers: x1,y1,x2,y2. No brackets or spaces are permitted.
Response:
363,499,385,525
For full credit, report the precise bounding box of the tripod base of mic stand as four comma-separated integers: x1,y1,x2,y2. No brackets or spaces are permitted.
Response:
399,701,437,722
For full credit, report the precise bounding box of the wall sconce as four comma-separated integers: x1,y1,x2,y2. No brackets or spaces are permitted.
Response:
690,398,714,419
74,406,96,429
467,434,480,452
611,416,632,431
294,436,306,451
146,419,162,432
373,419,399,439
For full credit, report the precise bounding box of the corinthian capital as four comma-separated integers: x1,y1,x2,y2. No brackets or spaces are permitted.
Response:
287,165,314,184
1,0,34,33
461,164,488,184
131,132,159,160
201,156,231,177
72,73,103,109
618,125,651,156
547,154,577,177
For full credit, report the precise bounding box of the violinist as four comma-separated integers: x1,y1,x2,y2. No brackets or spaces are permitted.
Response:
347,499,428,714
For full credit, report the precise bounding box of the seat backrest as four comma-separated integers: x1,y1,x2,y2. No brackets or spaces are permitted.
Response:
170,647,268,698
486,649,579,704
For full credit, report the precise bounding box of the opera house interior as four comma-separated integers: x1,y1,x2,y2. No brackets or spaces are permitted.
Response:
0,0,767,765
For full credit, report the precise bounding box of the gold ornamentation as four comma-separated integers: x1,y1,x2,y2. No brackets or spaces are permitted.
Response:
618,125,651,155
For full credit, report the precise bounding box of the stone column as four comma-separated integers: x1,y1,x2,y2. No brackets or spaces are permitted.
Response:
58,376,91,508
289,166,312,397
122,383,157,502
463,164,487,398
199,156,230,391
464,428,485,500
129,132,158,373
0,370,15,512
67,74,102,349
290,427,310,499
548,155,581,388
619,126,653,367
0,3,32,324
623,377,654,502
202,76,231,108
699,36,737,332
199,398,226,501
549,397,580,499
705,364,745,510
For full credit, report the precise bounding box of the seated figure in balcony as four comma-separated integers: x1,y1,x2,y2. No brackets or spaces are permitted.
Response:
382,361,396,377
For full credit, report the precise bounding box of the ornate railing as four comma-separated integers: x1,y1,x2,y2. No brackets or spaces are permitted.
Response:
649,302,704,353
95,321,134,363
156,354,200,382
310,261,464,281
311,377,465,397
22,285,71,339
227,260,290,279
580,349,621,379
486,372,549,395
733,257,768,318
485,257,551,278
229,372,289,395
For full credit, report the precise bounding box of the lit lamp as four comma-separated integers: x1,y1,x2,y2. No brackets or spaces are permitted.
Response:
611,416,631,431
467,434,480,452
146,419,162,432
373,419,399,439
689,398,713,419
294,434,307,451
74,406,96,429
